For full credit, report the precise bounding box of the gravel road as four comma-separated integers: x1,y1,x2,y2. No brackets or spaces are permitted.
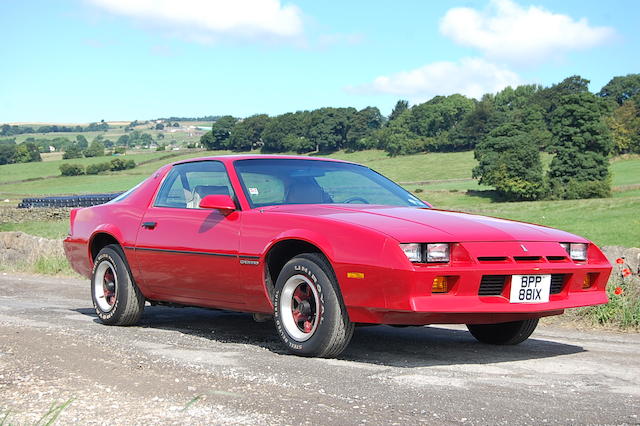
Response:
1,273,638,425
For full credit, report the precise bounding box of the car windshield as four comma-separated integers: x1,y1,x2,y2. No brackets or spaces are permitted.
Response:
234,158,428,208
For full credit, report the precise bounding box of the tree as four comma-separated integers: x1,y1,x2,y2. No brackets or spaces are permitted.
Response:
201,115,237,150
448,94,497,151
228,114,270,151
598,74,640,105
307,107,355,152
517,104,553,150
282,134,314,153
127,131,142,147
533,75,590,122
155,122,165,130
473,124,545,201
117,134,130,147
0,139,16,165
63,144,83,159
389,100,409,121
408,94,474,151
261,112,310,152
76,135,88,150
84,140,105,157
607,100,640,154
548,92,612,199
378,110,426,156
14,142,42,163
345,107,383,151
140,133,153,146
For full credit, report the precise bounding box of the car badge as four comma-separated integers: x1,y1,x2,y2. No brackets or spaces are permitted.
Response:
520,244,528,252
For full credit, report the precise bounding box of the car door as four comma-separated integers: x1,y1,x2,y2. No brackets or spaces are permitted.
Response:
134,160,244,308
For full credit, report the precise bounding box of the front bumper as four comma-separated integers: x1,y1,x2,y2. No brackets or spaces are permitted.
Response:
342,241,612,325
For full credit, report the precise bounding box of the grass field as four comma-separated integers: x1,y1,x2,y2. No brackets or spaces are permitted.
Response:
0,149,638,247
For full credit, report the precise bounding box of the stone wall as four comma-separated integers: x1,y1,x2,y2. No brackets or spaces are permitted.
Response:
0,232,65,266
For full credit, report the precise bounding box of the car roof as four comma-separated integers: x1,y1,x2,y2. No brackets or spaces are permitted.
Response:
172,154,355,167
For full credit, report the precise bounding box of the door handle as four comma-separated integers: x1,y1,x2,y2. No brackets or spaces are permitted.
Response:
142,221,157,229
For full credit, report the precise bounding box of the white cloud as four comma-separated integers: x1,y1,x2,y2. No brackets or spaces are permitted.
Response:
87,0,304,44
440,0,615,65
348,57,521,102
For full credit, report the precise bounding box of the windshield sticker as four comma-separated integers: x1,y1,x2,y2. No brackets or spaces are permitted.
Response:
249,187,259,195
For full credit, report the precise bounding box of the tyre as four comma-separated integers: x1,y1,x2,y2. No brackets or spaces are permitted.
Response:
91,244,144,326
466,318,539,345
274,253,354,358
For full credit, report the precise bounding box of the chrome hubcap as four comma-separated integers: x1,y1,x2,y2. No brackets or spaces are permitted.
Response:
280,275,320,342
94,261,117,312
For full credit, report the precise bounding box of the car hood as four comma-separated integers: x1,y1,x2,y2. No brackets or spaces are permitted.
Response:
263,204,586,243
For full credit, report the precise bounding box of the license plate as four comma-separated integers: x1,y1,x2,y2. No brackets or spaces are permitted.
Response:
510,275,551,303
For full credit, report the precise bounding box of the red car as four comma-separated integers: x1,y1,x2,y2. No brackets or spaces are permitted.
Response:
64,155,611,357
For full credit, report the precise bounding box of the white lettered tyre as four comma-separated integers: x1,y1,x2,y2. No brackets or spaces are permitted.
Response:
274,253,354,358
91,244,144,326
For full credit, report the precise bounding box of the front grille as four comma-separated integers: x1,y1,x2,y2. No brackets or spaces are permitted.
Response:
477,256,508,262
479,275,507,296
479,274,567,296
550,274,566,294
547,256,567,262
514,256,542,262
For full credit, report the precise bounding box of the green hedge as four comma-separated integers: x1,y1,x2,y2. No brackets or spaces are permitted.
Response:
59,158,136,176
59,163,85,176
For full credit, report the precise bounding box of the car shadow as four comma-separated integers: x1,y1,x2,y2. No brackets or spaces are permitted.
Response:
74,305,585,368
197,211,224,233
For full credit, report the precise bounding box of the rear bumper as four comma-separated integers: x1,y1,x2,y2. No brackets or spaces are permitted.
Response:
63,236,92,278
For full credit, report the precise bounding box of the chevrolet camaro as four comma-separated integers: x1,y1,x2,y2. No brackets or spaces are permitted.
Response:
64,155,612,357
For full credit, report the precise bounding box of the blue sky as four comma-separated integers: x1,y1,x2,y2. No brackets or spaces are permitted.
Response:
1,0,639,123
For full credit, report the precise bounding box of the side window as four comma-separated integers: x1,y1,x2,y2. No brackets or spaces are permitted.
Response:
240,172,285,206
154,161,233,209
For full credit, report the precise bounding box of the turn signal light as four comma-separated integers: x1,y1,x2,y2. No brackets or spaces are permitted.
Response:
583,273,596,289
432,276,449,293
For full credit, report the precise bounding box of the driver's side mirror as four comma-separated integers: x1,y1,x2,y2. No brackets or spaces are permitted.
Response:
199,194,236,215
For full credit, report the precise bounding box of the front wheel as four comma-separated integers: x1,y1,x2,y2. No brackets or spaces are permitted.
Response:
91,245,144,326
466,319,539,345
274,253,354,358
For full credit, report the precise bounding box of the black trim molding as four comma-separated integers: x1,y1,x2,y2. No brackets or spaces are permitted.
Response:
126,246,236,258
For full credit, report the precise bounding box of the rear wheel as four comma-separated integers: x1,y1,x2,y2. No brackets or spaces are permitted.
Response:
274,253,354,358
466,319,539,345
91,245,144,326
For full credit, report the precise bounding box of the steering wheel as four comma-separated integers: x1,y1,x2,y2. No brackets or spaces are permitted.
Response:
343,196,369,204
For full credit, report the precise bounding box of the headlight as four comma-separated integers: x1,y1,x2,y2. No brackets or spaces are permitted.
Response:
426,243,450,263
560,242,588,261
399,243,450,263
400,243,422,262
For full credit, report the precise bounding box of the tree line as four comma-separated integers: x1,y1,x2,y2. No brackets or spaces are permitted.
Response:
156,115,220,122
0,121,109,137
199,73,640,201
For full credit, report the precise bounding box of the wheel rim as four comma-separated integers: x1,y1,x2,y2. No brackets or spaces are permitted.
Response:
280,274,321,342
94,260,117,312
